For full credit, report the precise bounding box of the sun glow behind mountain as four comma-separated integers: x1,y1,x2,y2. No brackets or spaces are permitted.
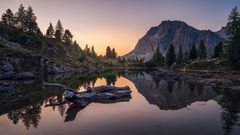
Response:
0,0,239,56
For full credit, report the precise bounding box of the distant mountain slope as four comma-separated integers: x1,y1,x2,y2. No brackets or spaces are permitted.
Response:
124,20,225,61
216,26,228,39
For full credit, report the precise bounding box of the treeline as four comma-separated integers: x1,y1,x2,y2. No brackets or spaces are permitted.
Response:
82,45,118,59
145,7,240,70
0,4,120,61
105,46,117,59
146,40,212,67
1,4,41,34
0,4,81,51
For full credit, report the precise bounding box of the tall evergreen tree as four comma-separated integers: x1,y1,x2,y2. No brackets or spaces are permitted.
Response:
189,43,198,60
106,46,112,58
62,29,73,44
46,23,55,38
111,48,117,59
91,46,97,57
55,20,64,41
198,40,207,59
177,46,184,64
166,44,176,66
213,42,224,58
15,4,26,30
1,9,15,26
184,50,189,63
25,6,41,34
84,44,91,55
226,7,240,69
152,46,164,66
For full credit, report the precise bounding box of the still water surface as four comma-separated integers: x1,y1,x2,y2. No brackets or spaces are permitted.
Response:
0,71,240,135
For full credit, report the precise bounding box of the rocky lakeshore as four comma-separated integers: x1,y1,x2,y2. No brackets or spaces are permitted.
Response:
150,69,240,91
0,59,78,80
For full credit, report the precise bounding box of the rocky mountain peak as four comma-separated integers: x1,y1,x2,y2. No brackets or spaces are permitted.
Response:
123,20,225,61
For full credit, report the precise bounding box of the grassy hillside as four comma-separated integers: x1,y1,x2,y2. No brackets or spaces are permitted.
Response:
179,58,230,71
0,23,125,78
0,23,85,67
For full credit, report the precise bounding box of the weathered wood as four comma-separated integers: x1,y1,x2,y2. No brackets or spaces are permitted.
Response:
64,85,132,107
43,82,76,92
43,82,132,107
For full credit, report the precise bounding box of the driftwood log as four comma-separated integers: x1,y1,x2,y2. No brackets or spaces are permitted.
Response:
43,82,132,107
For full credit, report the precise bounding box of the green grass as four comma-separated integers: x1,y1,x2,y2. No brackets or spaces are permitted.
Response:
183,58,230,71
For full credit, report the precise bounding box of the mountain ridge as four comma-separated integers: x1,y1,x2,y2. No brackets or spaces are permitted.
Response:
124,20,226,61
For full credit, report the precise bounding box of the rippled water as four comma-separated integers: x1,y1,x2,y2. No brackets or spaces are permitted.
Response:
0,70,240,135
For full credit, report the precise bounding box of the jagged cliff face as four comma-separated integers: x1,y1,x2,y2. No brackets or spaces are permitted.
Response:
124,20,225,61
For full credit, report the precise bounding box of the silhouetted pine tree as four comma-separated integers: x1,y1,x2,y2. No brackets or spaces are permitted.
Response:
91,46,97,57
25,6,41,34
166,44,176,66
213,42,224,58
177,46,184,64
111,48,117,59
184,50,189,63
189,43,197,60
15,4,26,31
63,29,73,45
152,46,164,66
73,40,82,52
106,46,112,58
198,40,207,59
226,7,240,70
1,9,15,26
46,23,55,38
84,44,91,55
55,20,64,41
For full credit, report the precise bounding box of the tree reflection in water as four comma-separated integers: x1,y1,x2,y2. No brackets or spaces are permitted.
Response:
1,70,240,134
125,72,240,134
6,70,123,129
106,75,118,86
219,91,240,135
7,104,42,129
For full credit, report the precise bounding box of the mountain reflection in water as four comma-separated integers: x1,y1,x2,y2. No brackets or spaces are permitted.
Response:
0,70,240,135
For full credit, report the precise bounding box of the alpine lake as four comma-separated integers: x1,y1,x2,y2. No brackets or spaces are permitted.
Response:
0,69,240,135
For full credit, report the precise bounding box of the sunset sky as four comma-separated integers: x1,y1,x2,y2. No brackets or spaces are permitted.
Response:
0,0,239,56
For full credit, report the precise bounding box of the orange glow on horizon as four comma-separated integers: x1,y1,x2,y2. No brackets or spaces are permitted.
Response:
1,0,238,56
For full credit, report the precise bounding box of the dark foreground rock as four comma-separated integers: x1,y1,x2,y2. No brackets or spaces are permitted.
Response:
0,82,22,96
0,58,76,80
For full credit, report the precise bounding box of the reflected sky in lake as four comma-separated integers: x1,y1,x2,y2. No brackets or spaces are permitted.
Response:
0,70,240,135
